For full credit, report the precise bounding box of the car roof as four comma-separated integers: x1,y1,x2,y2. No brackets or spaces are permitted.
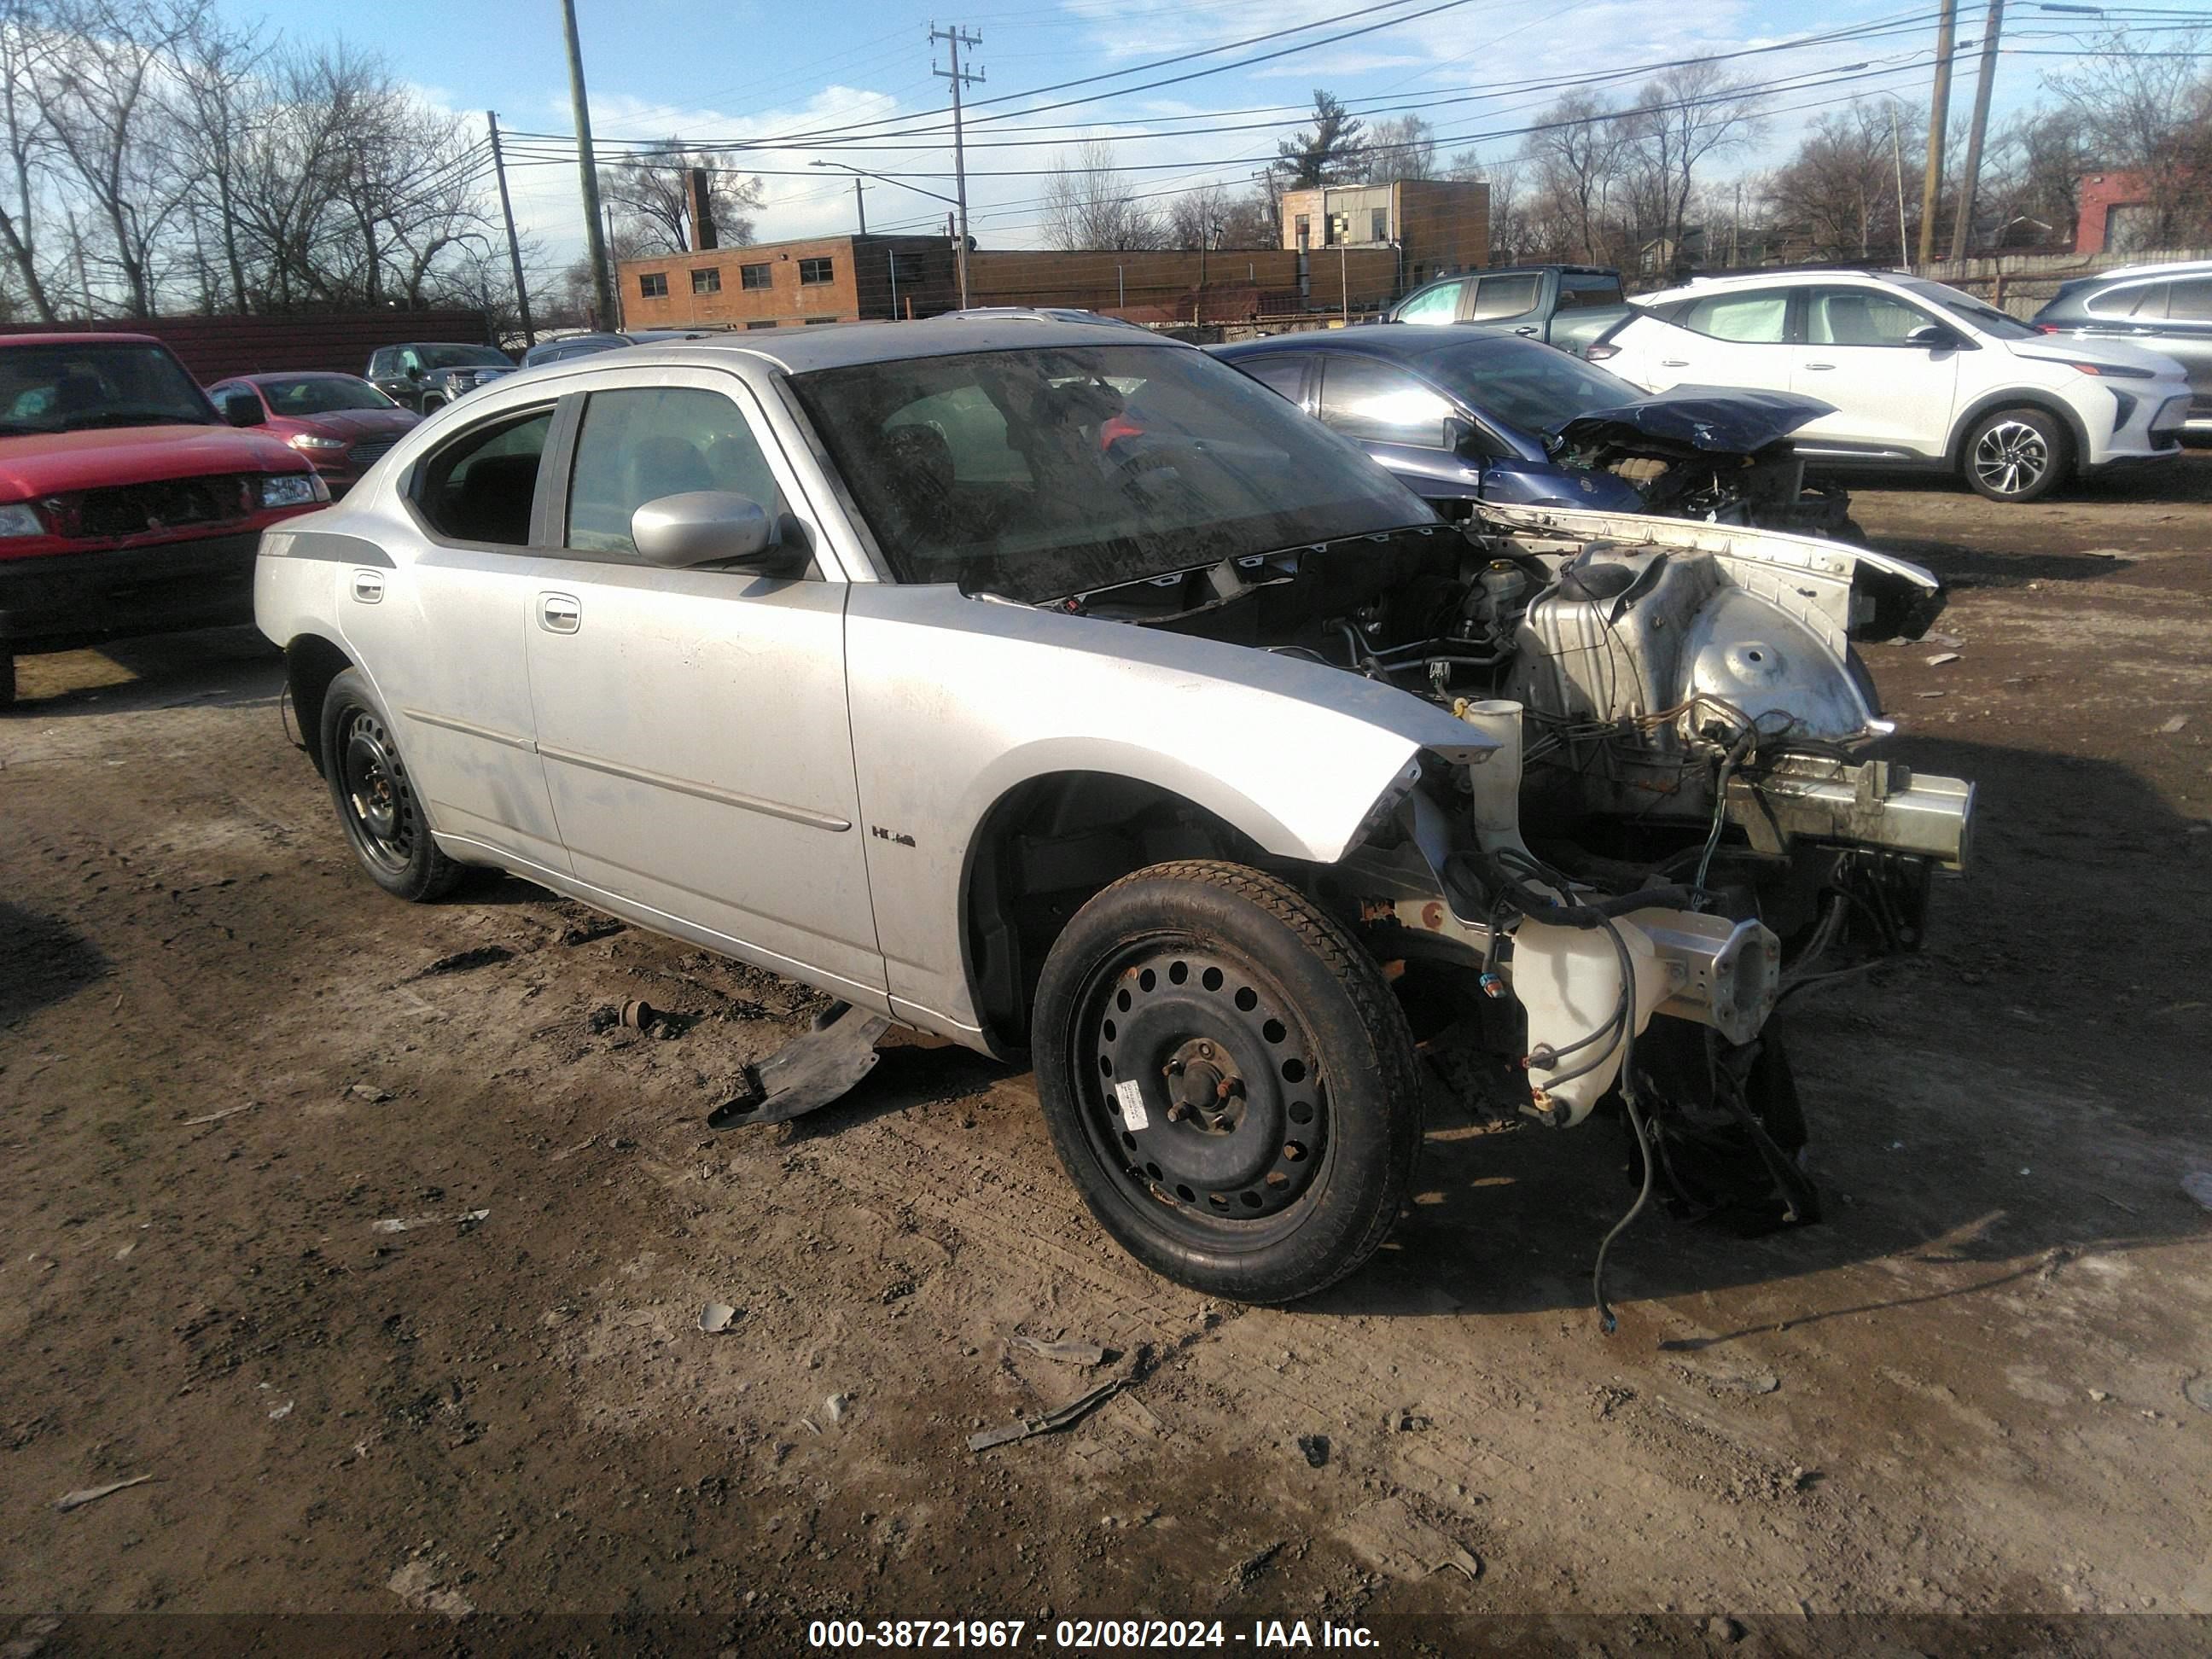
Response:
1211,323,1539,364
237,370,364,381
1644,267,1915,303
638,312,1194,375
2073,259,2212,284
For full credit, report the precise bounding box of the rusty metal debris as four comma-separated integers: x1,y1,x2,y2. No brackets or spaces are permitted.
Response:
967,1377,1126,1452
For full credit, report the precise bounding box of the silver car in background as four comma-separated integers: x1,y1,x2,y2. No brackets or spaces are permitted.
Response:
255,317,1972,1306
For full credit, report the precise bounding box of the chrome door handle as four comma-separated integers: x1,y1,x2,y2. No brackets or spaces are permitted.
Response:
538,592,580,633
1661,358,1689,368
1802,362,1837,370
351,569,383,603
1513,325,1539,336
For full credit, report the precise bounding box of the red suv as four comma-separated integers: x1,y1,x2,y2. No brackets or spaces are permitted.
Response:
0,332,327,706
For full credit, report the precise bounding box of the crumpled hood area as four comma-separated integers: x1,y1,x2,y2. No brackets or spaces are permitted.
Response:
1551,386,1835,458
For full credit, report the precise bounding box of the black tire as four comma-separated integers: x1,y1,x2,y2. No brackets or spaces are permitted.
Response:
319,667,464,903
0,649,15,711
1032,859,1423,1304
1962,405,2069,503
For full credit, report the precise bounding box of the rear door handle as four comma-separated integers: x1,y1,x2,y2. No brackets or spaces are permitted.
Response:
1802,362,1837,370
1513,325,1539,336
1661,358,1689,368
538,591,580,634
351,569,383,603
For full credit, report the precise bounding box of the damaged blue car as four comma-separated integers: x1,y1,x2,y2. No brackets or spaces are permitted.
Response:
1210,324,1858,538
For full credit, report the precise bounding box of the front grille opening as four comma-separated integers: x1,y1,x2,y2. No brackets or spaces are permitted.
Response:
73,474,255,538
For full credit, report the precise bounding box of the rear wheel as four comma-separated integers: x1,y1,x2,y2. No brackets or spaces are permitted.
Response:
1963,406,2069,502
1033,860,1423,1304
319,668,463,902
0,649,15,711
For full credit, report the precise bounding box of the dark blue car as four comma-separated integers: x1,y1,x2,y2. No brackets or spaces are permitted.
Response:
1208,325,1850,534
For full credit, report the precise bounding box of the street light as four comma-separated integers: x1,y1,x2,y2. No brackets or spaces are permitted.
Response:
1871,90,1915,267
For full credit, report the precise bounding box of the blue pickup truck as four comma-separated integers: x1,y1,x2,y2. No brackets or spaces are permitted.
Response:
1388,264,1631,357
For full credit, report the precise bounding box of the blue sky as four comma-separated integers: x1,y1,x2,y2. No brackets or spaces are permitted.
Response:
224,0,2070,263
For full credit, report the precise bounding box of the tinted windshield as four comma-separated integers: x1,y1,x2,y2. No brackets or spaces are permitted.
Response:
259,375,399,415
1427,339,1643,434
789,343,1431,602
0,341,213,434
1906,279,2038,340
420,344,511,370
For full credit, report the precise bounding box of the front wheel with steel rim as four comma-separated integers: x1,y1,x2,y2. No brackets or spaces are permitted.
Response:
1964,406,2069,503
1032,860,1423,1304
319,667,464,902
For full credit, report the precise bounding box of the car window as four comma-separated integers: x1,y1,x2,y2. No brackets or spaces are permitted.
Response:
416,407,554,546
1395,280,1464,324
1904,278,2038,340
1231,354,1307,404
1559,274,1625,309
2088,282,2163,319
2168,277,2212,321
1805,286,1929,346
1317,357,1455,447
786,343,1430,603
1429,338,1639,433
0,340,215,434
262,375,399,415
1470,274,1540,321
368,350,393,377
565,387,786,556
1675,289,1790,342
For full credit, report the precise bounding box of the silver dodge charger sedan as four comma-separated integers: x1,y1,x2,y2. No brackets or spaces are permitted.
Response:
255,316,1972,1307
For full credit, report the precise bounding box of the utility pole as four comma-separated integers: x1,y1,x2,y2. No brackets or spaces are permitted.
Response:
1917,0,1958,269
931,22,982,310
1949,0,2005,261
561,0,614,327
851,177,867,236
486,113,536,349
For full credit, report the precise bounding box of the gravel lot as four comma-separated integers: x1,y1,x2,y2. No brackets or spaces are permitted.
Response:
3,456,2209,1648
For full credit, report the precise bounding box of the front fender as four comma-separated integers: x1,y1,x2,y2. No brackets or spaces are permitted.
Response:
842,583,1493,1035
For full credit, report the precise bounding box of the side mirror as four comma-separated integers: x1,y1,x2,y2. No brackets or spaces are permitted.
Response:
221,391,264,428
632,491,801,573
1906,323,1964,351
405,364,424,381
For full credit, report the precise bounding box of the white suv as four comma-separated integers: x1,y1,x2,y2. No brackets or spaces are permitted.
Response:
1592,269,2192,502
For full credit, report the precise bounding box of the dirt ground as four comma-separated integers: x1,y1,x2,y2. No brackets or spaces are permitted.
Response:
3,454,2209,1654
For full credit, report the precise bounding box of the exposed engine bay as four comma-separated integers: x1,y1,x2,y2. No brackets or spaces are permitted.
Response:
1547,399,1856,538
1067,503,1974,1258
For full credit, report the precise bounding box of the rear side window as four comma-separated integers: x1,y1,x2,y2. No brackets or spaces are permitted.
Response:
1559,274,1624,309
1317,357,1455,447
2168,277,2212,321
1231,354,1307,404
2089,282,2165,319
1674,289,1790,342
565,387,785,556
1470,274,1540,321
416,408,554,545
1395,279,1464,323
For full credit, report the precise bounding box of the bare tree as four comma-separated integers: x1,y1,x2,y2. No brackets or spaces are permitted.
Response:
1451,149,1526,262
1624,62,1766,270
600,143,763,254
1519,90,1628,265
1763,101,1921,261
169,5,270,312
1042,142,1166,250
2045,26,2212,244
0,1,59,319
1356,114,1439,182
37,0,208,315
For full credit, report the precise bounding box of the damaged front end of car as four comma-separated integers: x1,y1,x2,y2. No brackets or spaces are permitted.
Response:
1549,389,1856,538
1080,504,1972,1245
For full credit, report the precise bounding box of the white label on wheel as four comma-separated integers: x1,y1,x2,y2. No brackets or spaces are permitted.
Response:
1113,1078,1150,1132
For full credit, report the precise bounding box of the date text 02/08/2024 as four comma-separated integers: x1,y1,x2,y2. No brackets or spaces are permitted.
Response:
804,1619,1381,1650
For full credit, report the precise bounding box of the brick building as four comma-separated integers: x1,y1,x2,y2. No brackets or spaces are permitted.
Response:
1276,178,1489,288
620,235,960,329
